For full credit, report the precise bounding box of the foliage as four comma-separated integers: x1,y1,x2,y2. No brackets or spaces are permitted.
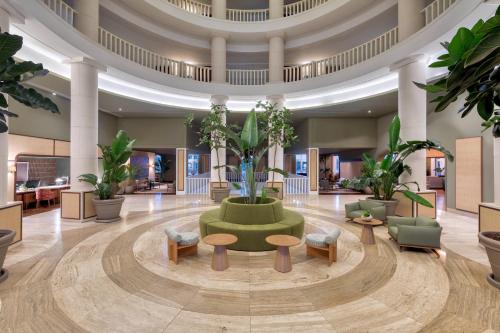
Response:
415,6,500,137
0,32,59,132
125,164,137,182
78,130,135,200
362,210,371,218
255,101,297,189
339,178,350,189
353,116,454,207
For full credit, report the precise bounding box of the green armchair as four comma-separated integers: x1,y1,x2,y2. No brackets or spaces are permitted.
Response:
345,200,386,221
388,216,442,257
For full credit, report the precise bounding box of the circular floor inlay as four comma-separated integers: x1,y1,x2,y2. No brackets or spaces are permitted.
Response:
133,214,365,291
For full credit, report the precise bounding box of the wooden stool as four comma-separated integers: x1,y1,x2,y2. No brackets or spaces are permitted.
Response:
203,233,238,271
305,228,341,266
353,218,383,245
165,227,199,264
265,235,301,273
306,242,337,266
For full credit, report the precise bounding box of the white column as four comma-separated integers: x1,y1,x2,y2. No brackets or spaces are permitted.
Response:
210,95,227,183
495,136,500,204
0,7,9,205
73,0,99,42
66,57,106,191
269,0,284,19
267,95,285,184
211,36,226,83
398,0,426,40
212,0,226,19
269,35,285,83
391,55,427,190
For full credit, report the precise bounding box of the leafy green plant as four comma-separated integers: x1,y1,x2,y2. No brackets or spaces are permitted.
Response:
415,5,500,137
256,101,296,191
362,210,371,218
125,164,137,183
0,32,59,132
357,116,453,207
78,130,135,200
339,178,350,189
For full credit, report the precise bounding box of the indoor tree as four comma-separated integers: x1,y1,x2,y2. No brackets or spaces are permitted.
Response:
355,115,453,207
0,31,59,132
256,101,297,193
415,5,500,137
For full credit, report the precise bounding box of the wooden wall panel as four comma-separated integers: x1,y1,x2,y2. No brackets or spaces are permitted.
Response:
0,203,22,244
54,140,70,156
8,134,53,159
176,149,185,192
393,191,413,217
308,148,318,192
479,204,500,233
455,137,482,213
61,192,81,220
416,191,437,219
83,191,96,219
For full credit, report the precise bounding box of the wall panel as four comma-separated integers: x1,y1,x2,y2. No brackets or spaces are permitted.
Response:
455,137,482,213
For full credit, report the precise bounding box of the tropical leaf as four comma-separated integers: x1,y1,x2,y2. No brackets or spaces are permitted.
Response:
401,190,433,208
448,27,475,61
388,116,400,152
0,32,22,64
465,30,500,67
241,110,258,148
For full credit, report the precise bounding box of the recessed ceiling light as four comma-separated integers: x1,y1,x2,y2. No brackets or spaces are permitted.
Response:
118,107,123,111
52,92,57,96
367,110,372,114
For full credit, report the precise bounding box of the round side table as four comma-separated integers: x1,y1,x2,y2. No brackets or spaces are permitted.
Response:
203,233,238,271
265,235,301,273
353,218,383,245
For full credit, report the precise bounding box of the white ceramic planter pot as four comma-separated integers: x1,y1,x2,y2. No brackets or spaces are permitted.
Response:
93,197,125,223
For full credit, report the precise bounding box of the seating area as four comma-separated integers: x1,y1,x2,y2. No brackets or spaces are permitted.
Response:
345,199,387,221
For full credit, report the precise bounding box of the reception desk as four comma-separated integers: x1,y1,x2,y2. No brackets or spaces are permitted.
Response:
16,185,70,210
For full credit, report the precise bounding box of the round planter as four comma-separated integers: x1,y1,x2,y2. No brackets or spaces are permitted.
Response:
366,197,399,217
479,231,500,289
213,188,230,203
125,185,135,194
93,197,125,223
0,229,16,283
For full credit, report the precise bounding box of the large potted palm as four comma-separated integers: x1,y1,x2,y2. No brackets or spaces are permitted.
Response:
356,116,453,216
259,101,297,199
78,130,135,222
416,6,500,288
0,32,59,282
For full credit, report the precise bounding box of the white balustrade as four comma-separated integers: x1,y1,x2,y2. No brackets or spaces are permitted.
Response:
226,69,269,85
186,176,210,194
98,28,212,82
227,171,268,183
285,175,309,194
285,27,399,82
226,8,269,22
166,0,212,16
42,0,77,25
284,0,328,17
422,0,457,25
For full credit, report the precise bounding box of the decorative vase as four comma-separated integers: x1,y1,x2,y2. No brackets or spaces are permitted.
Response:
478,231,500,289
0,229,16,283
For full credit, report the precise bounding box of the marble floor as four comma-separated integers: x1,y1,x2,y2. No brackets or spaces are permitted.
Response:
0,194,498,333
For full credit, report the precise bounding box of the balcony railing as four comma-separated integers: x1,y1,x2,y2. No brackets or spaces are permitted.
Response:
98,28,212,82
42,0,76,25
423,0,457,25
186,175,210,194
284,27,399,82
285,175,309,194
166,0,212,17
284,0,329,17
226,69,269,85
226,8,269,22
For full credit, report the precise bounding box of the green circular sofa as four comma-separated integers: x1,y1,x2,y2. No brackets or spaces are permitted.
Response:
199,197,304,251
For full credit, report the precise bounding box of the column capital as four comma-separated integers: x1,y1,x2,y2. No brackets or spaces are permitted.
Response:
390,54,428,72
210,95,228,106
0,4,24,24
64,56,107,72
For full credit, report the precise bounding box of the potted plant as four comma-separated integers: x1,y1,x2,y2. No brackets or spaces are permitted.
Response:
124,164,137,194
0,229,15,283
190,104,231,202
417,7,500,288
258,101,297,199
354,116,453,216
361,210,372,222
78,130,135,222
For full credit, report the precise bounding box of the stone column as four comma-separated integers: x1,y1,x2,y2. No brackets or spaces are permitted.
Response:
269,35,285,83
211,36,226,83
212,0,226,19
0,7,9,205
73,0,99,42
269,0,284,19
308,148,319,195
267,95,285,198
398,0,426,40
391,55,427,190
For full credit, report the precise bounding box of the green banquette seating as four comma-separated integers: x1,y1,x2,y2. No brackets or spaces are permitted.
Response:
199,197,304,251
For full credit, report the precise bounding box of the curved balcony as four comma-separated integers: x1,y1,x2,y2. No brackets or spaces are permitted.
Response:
164,0,329,22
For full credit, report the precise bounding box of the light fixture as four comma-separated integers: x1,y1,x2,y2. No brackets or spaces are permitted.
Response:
367,110,372,114
52,92,57,96
8,164,16,174
118,107,122,111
